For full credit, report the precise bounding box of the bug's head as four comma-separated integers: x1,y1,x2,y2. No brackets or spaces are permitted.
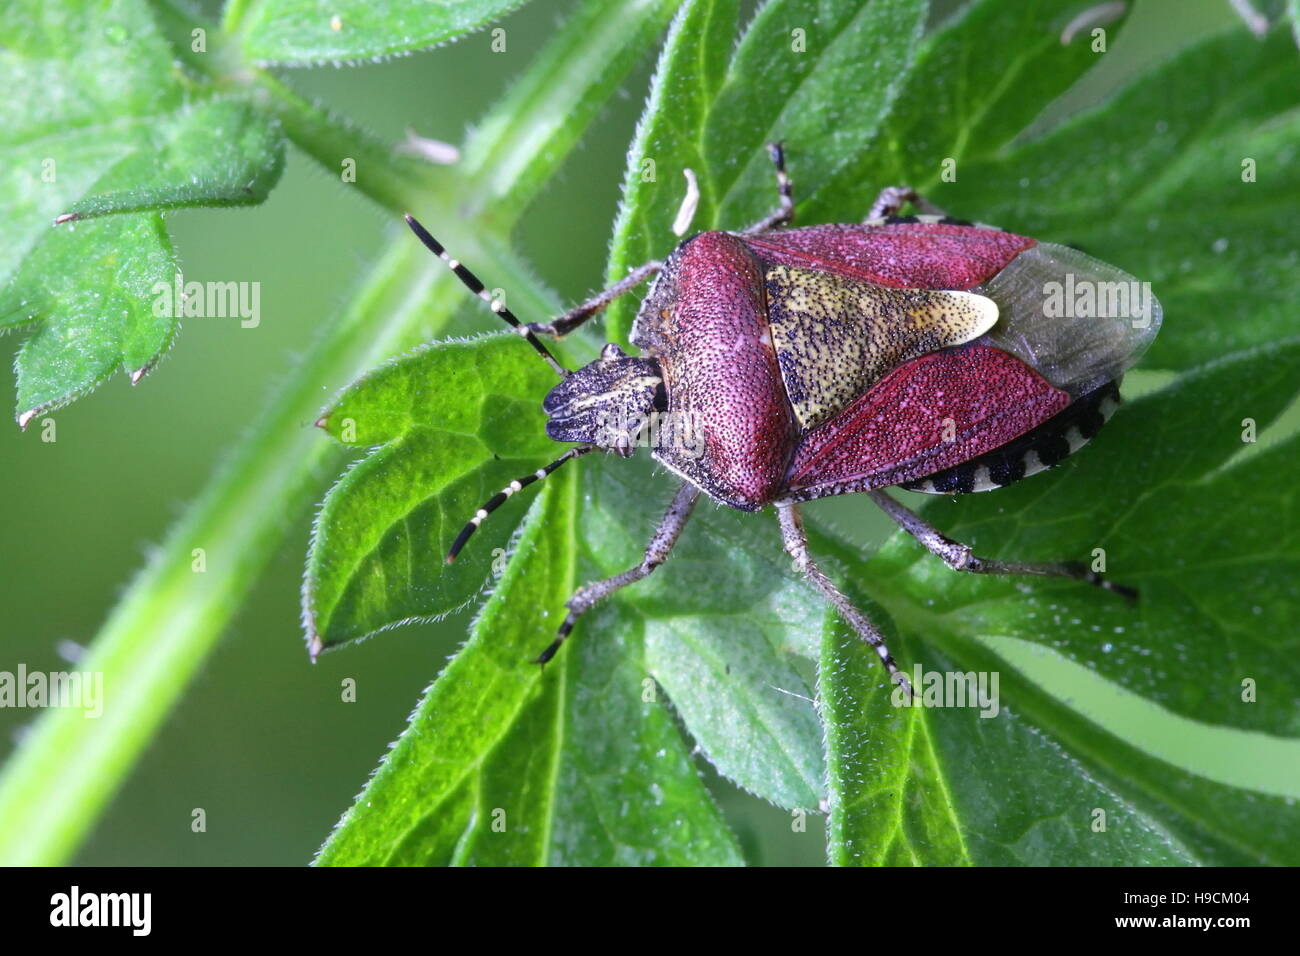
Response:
543,344,664,457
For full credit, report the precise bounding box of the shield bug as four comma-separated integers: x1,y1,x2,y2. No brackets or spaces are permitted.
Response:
404,143,1161,694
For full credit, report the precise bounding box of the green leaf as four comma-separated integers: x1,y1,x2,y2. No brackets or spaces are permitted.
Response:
307,340,758,862
0,0,285,421
62,99,285,220
820,622,1203,866
821,644,970,865
305,335,559,652
805,0,1130,222
824,340,1300,865
827,610,1300,865
587,459,827,810
308,336,830,820
0,214,177,425
821,615,1293,865
705,0,928,226
316,472,743,865
238,0,533,65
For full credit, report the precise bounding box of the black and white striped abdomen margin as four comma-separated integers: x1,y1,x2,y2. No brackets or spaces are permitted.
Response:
900,379,1122,495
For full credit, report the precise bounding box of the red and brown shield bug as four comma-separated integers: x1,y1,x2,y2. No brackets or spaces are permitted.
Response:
403,143,1161,696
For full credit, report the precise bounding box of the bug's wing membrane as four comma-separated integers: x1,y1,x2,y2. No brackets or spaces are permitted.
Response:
782,345,1072,500
765,265,999,430
974,242,1161,396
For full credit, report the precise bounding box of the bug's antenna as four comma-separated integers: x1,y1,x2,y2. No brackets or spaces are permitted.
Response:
404,214,569,378
447,446,594,563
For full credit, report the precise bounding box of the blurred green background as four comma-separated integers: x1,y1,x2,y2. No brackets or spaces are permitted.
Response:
0,0,1254,865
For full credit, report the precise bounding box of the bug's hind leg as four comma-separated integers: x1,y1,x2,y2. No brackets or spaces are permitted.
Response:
743,142,796,235
866,186,947,221
868,490,1138,603
777,503,913,698
525,260,663,339
537,484,700,664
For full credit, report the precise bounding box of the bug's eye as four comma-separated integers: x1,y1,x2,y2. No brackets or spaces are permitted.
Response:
660,308,672,320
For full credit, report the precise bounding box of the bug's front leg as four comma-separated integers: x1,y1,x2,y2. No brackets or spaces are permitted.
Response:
536,483,700,664
866,186,947,221
523,261,663,339
868,490,1138,602
777,502,913,698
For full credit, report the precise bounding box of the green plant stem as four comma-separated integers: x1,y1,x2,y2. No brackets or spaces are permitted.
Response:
253,70,443,215
0,0,681,865
0,240,431,864
220,0,254,34
0,234,552,867
460,0,679,219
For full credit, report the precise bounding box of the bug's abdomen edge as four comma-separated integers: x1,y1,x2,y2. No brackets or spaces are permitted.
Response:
900,378,1122,495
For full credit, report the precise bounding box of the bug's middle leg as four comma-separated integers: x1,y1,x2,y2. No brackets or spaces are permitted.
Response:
536,483,700,664
868,490,1138,602
777,502,913,698
866,186,947,221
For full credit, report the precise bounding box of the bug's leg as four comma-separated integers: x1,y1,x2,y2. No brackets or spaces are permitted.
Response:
866,186,948,221
536,483,700,664
776,502,913,699
524,261,663,339
868,490,1138,602
742,142,796,235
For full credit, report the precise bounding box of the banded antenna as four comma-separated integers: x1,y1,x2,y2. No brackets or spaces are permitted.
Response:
404,214,569,377
446,446,595,564
403,214,592,563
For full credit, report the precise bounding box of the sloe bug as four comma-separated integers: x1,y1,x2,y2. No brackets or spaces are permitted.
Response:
404,144,1161,694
